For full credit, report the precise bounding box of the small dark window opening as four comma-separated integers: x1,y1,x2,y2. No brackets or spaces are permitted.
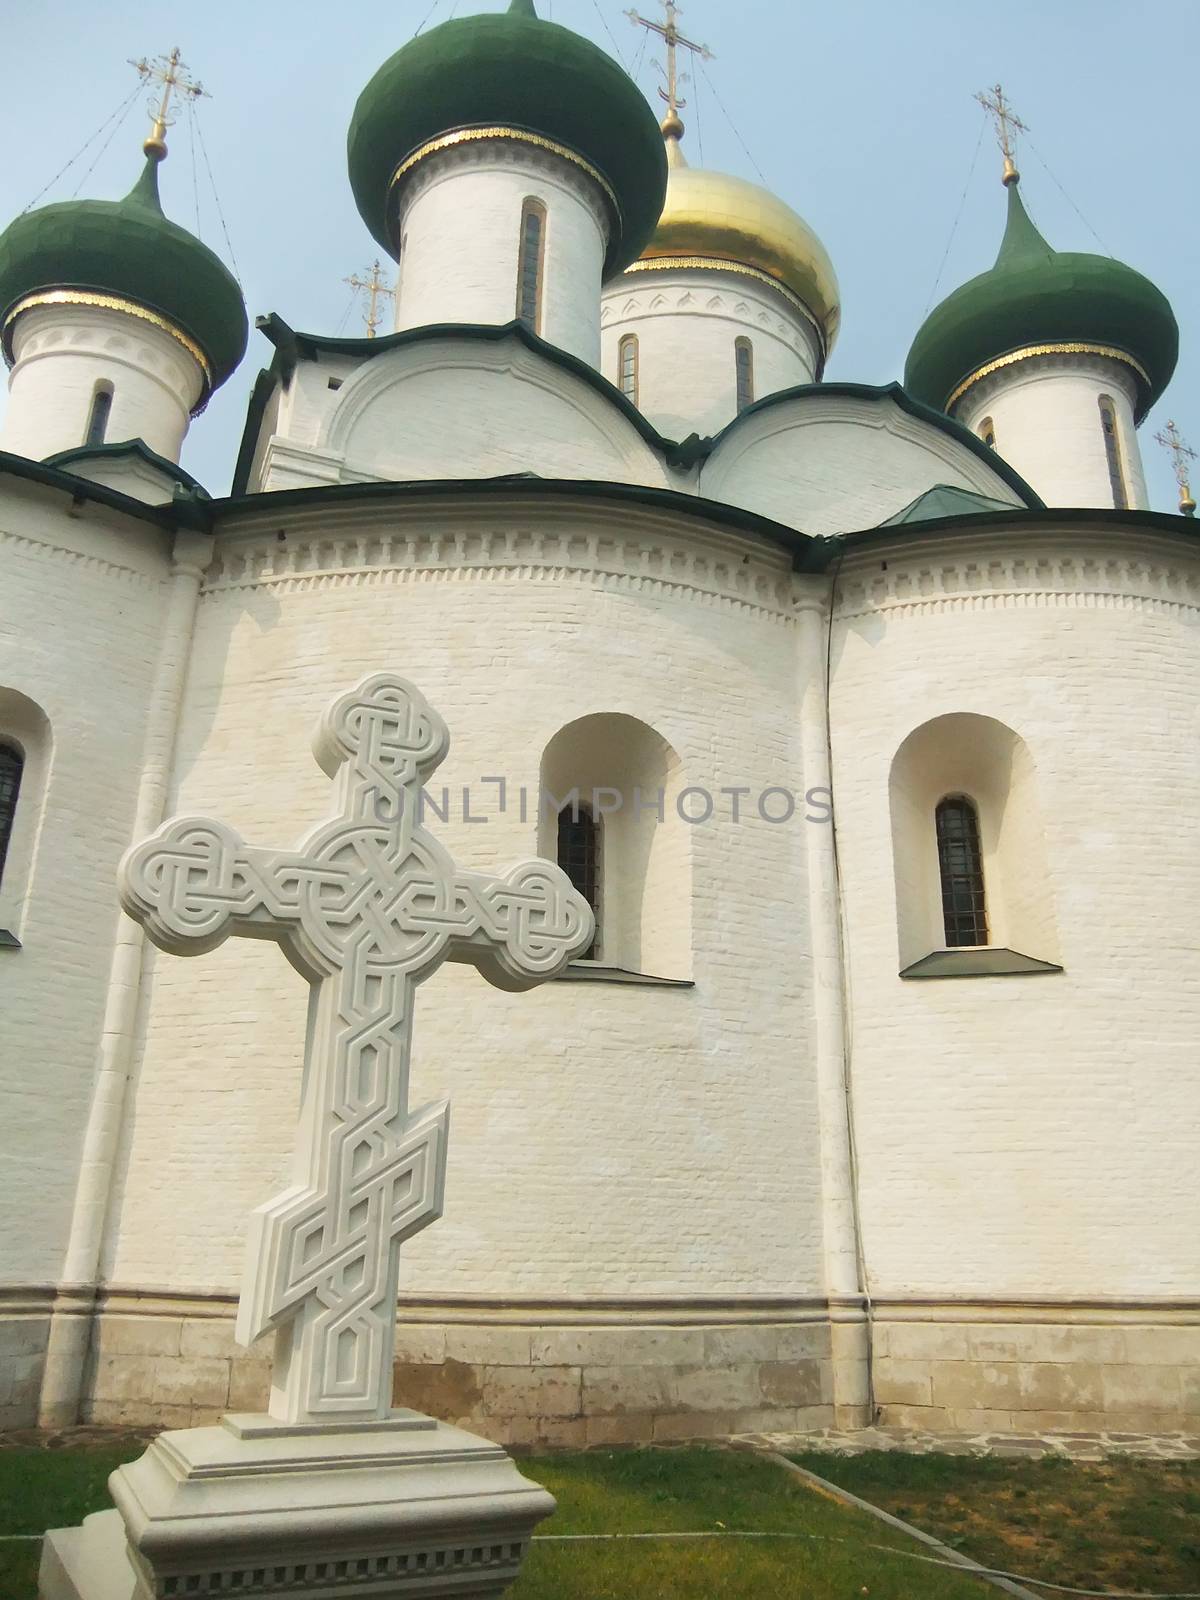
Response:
980,416,996,449
557,802,600,960
619,334,639,404
0,743,24,887
936,796,988,947
516,199,546,332
1099,396,1128,510
85,384,113,447
327,377,344,392
735,337,755,413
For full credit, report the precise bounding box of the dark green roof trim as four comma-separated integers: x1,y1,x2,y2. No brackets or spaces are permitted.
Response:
231,367,278,499
0,447,176,528
243,313,703,476
45,437,209,498
883,483,1018,526
704,380,1045,510
209,472,815,565
239,320,1030,504
0,156,248,395
346,6,667,275
800,504,1200,572
900,947,1063,980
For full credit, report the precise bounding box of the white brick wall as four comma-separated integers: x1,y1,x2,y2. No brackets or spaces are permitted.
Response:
830,526,1200,1299
104,499,827,1310
0,484,171,1285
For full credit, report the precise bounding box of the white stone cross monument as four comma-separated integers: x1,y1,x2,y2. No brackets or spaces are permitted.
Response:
41,674,593,1600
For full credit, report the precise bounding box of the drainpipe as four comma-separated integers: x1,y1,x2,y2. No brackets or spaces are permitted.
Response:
37,530,209,1427
796,573,872,1428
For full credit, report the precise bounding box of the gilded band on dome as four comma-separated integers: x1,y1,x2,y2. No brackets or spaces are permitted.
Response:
2,289,214,392
389,127,622,232
946,342,1151,412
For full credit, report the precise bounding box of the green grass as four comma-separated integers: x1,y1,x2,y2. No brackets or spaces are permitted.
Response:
510,1447,987,1598
0,1443,146,1597
1,1441,988,1600
791,1449,1200,1597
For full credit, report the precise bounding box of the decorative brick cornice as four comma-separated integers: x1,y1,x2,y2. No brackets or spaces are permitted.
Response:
0,525,162,589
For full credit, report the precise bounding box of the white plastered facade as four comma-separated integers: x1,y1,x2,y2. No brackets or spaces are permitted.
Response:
0,193,1195,1446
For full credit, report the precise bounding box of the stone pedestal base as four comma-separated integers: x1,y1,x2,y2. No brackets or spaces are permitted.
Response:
40,1411,555,1599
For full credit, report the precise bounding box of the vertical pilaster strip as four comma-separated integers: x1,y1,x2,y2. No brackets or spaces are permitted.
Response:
795,578,871,1426
37,530,209,1427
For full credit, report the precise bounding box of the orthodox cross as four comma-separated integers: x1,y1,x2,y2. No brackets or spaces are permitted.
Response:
344,261,396,339
120,674,594,1426
1154,419,1198,516
129,46,209,161
975,83,1028,186
626,1,713,136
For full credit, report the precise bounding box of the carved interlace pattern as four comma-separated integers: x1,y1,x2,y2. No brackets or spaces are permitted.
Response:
120,674,593,1423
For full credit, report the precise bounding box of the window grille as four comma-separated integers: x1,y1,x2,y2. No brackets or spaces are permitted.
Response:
516,199,546,332
0,743,23,887
619,334,639,404
936,796,988,947
735,338,754,413
557,802,600,960
1099,396,1128,509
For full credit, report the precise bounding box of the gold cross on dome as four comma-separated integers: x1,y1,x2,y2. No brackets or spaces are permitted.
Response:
975,83,1028,186
129,46,209,161
344,261,396,339
627,1,714,138
1154,419,1198,516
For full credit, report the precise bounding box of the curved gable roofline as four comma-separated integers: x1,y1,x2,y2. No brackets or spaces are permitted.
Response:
703,379,1045,509
240,314,704,483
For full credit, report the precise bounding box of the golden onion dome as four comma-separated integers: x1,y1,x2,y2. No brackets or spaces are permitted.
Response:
630,134,840,360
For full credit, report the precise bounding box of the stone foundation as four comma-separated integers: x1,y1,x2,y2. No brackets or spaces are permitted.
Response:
872,1310,1200,1435
0,1302,50,1428
5,1295,1197,1444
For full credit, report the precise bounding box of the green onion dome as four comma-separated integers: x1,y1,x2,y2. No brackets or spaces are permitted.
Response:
0,155,248,400
905,178,1178,423
347,0,668,278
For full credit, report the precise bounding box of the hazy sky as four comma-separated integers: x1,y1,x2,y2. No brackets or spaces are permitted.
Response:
3,0,1196,512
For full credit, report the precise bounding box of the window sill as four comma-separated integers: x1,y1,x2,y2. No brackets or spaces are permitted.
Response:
554,962,694,989
900,947,1062,980
0,928,21,950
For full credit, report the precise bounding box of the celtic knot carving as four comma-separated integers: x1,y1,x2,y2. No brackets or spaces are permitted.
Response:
120,674,593,1424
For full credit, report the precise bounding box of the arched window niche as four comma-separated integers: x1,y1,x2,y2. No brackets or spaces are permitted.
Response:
0,687,53,948
889,713,1061,980
539,713,692,982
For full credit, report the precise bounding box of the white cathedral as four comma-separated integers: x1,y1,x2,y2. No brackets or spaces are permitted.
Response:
1,0,1197,1448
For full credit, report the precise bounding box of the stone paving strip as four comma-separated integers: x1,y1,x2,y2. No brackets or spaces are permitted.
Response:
741,1424,1200,1462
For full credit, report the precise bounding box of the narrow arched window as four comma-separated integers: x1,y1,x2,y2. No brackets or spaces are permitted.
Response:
1098,396,1128,510
936,796,988,947
557,801,600,960
85,383,113,447
979,416,996,449
516,198,547,333
735,337,755,413
0,742,23,888
618,334,639,404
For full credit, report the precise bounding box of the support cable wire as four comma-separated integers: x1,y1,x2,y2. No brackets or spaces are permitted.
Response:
70,91,140,198
923,115,985,315
1025,135,1115,257
630,24,649,87
186,96,203,238
591,0,630,69
192,107,243,286
23,84,141,212
694,61,705,165
698,57,768,186
412,0,442,36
